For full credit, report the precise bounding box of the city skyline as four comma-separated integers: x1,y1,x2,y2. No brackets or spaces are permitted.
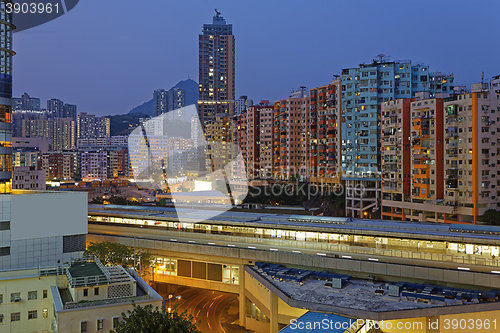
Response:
13,0,500,117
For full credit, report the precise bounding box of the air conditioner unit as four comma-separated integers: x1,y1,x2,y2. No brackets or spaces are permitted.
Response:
14,296,21,302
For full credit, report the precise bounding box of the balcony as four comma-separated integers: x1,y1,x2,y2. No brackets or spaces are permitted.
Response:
446,169,459,179
446,179,458,189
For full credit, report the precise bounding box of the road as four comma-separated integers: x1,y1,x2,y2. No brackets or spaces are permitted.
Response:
157,286,251,333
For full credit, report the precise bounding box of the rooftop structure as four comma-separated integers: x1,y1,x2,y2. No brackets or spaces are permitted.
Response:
0,258,161,333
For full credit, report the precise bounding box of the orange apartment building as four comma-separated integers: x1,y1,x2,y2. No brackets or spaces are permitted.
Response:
273,88,310,181
233,101,273,180
309,80,342,190
382,81,500,224
382,94,446,222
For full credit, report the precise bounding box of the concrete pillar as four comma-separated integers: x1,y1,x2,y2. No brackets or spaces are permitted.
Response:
270,292,279,333
239,264,246,327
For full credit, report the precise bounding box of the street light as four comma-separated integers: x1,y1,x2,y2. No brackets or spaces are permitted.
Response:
165,294,182,313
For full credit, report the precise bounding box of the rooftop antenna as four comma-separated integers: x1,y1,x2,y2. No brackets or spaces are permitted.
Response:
215,9,221,16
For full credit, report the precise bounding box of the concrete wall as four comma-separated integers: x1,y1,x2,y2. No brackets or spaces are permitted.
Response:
0,274,55,333
57,298,162,333
11,191,87,240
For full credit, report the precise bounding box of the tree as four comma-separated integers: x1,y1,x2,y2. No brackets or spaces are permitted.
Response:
482,209,500,226
84,242,154,276
111,303,201,333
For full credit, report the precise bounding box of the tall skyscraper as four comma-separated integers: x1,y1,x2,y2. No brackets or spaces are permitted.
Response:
198,10,235,128
167,87,186,120
13,92,40,111
47,98,64,118
64,103,77,121
0,3,14,194
153,89,167,117
153,88,186,119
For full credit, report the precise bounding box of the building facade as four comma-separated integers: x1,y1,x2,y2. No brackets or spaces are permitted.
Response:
47,98,64,118
41,151,80,180
273,88,310,180
309,81,342,190
341,59,454,217
22,117,75,151
0,260,162,333
198,11,235,129
234,102,274,180
13,92,40,111
77,112,110,139
0,1,14,194
12,166,46,190
235,95,254,115
381,81,500,224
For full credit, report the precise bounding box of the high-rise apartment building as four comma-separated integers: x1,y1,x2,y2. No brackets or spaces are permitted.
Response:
153,89,167,117
13,147,40,169
235,95,254,115
381,95,445,221
381,81,500,224
198,11,235,128
80,148,111,180
41,151,80,180
309,81,342,189
234,102,273,179
205,114,232,172
0,2,14,194
341,59,454,217
63,103,77,121
77,112,110,139
12,109,48,137
22,117,75,151
273,87,310,180
47,98,64,118
13,92,40,111
153,88,186,119
167,88,186,120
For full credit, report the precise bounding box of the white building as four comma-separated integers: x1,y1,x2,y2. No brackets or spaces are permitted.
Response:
12,166,46,190
0,190,87,270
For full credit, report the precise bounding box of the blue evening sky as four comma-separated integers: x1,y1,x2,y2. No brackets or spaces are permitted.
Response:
13,0,500,116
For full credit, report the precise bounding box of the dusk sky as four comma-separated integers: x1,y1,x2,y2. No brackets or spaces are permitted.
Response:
13,0,500,116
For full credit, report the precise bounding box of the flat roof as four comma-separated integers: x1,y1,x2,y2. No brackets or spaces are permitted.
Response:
68,262,104,279
88,204,500,244
249,264,500,319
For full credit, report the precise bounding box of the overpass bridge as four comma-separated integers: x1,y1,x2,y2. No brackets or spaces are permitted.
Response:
87,204,500,333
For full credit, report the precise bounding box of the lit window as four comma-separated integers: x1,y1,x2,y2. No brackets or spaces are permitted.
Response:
97,319,104,331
